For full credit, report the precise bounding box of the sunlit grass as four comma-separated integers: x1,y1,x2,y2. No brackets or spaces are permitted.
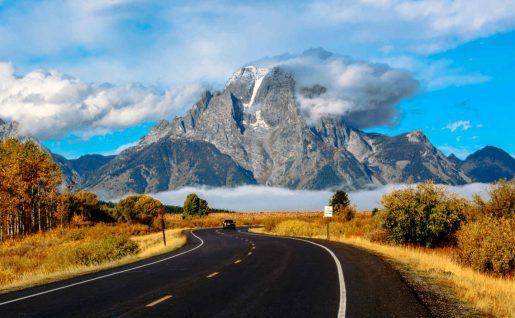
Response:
0,224,187,293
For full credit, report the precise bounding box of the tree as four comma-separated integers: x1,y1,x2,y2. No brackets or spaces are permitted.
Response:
381,181,466,246
330,190,354,220
0,139,62,239
114,195,140,223
183,193,209,219
133,195,165,225
114,195,164,225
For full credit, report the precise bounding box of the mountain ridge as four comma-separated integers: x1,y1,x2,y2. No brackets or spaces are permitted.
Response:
1,58,513,198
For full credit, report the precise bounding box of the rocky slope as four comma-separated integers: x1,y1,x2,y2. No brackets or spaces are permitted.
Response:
84,65,474,197
85,138,256,198
456,146,515,182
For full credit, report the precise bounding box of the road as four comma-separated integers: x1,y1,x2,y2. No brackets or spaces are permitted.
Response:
0,228,431,318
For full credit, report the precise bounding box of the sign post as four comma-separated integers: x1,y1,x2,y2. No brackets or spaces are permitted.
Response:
161,218,167,246
324,206,333,240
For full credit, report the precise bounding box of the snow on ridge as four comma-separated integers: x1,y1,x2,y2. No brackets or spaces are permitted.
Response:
249,110,269,129
244,68,268,109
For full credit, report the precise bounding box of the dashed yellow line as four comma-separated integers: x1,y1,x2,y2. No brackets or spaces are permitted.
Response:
206,272,219,278
234,259,242,264
146,295,172,307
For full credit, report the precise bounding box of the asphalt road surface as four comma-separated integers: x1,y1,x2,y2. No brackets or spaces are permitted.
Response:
0,228,432,318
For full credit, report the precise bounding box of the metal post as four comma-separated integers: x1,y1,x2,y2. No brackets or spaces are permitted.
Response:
161,218,167,246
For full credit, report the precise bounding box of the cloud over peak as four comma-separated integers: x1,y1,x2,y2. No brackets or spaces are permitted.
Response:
254,49,418,129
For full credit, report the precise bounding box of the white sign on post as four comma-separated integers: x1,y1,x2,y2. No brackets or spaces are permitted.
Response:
324,206,333,217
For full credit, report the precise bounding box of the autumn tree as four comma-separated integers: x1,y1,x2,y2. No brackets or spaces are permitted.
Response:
114,195,164,225
0,139,62,240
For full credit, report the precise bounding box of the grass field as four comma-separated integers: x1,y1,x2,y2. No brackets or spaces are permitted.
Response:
0,223,186,293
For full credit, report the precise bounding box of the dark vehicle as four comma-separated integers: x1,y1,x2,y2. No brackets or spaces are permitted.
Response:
223,219,236,230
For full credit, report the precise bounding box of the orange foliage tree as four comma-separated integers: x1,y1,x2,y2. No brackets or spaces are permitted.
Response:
0,139,62,240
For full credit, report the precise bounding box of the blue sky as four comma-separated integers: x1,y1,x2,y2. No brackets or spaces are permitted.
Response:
0,0,513,158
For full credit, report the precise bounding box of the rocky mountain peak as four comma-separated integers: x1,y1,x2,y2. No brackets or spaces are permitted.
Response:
0,119,27,141
461,146,515,182
447,153,462,166
406,129,428,144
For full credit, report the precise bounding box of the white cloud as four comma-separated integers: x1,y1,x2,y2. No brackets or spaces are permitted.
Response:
309,0,515,53
378,56,491,90
254,49,418,128
1,1,512,87
101,141,139,156
445,120,472,132
146,183,491,212
0,62,204,139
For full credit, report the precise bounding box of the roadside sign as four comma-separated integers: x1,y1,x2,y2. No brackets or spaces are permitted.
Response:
324,206,333,217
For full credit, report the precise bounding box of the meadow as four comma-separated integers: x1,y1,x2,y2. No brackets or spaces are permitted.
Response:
0,223,186,293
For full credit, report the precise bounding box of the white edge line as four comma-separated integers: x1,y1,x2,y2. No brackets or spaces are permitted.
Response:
240,229,346,318
0,230,205,307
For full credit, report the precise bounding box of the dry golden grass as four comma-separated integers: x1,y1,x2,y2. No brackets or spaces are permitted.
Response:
0,223,187,294
164,211,322,229
251,213,515,318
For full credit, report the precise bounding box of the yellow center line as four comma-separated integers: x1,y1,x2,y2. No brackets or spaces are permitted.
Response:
234,259,242,264
206,272,219,278
146,295,172,307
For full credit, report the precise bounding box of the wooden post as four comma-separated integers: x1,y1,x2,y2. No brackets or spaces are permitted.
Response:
161,218,167,246
326,221,330,240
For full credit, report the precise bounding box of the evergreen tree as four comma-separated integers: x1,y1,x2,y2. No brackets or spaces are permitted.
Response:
183,193,209,219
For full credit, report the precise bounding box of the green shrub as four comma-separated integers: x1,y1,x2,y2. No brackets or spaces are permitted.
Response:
455,218,515,276
381,181,467,247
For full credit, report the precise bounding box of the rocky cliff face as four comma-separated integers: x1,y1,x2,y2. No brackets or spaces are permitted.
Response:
85,139,256,198
85,65,474,197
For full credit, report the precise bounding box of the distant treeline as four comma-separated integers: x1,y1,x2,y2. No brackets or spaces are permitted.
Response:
163,205,233,214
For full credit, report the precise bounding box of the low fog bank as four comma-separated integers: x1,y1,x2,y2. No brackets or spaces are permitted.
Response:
149,183,491,212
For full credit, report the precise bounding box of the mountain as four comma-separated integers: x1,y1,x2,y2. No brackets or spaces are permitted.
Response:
84,65,472,197
53,154,116,187
460,146,515,182
84,138,256,198
3,59,513,199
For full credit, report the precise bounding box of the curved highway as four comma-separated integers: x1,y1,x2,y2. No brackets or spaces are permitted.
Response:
0,228,431,317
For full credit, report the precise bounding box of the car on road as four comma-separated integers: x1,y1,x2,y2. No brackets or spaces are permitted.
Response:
223,219,236,230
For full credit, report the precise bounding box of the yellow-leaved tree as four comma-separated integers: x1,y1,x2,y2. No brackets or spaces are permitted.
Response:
0,139,62,240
